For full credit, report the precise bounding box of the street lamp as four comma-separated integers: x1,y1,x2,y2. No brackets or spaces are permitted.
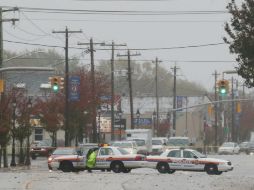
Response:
97,106,101,143
25,97,32,166
118,109,123,141
136,109,140,128
167,111,171,138
83,110,88,143
152,111,156,137
10,98,16,167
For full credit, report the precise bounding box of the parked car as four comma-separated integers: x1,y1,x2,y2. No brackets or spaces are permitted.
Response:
151,138,166,155
145,148,233,175
166,136,191,149
48,147,81,171
30,140,56,160
110,141,138,154
248,141,254,154
239,141,250,154
218,142,240,155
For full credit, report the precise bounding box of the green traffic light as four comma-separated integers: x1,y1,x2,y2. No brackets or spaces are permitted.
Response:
220,88,226,94
52,84,59,92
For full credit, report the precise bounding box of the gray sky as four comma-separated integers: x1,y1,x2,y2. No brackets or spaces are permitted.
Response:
0,0,245,91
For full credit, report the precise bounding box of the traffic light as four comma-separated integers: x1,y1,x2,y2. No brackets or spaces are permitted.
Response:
0,79,4,93
236,102,241,113
50,76,60,93
59,77,64,90
218,79,229,96
207,104,213,117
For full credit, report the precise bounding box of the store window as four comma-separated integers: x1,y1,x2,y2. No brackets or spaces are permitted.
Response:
34,128,43,141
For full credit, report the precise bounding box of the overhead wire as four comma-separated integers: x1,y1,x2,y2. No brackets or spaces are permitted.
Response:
25,18,226,23
4,29,48,42
1,6,228,15
4,39,226,51
20,11,65,43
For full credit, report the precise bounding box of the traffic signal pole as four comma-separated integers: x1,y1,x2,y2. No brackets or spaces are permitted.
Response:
231,77,235,142
212,71,219,148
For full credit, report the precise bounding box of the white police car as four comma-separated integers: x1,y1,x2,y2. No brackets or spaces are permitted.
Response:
48,145,146,173
145,148,233,175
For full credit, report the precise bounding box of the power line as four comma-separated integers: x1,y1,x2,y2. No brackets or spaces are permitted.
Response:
4,39,226,51
23,18,226,23
1,6,228,15
3,57,237,64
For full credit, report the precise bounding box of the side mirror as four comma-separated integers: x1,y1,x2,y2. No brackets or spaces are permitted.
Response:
77,150,82,156
193,155,198,159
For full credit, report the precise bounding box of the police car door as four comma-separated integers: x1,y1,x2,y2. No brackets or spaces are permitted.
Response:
167,150,182,170
181,150,198,170
97,147,113,168
76,149,86,168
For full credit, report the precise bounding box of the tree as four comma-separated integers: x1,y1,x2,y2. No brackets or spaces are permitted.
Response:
238,102,254,140
98,59,205,97
0,88,17,168
15,94,34,165
33,94,64,147
224,0,254,87
67,67,110,144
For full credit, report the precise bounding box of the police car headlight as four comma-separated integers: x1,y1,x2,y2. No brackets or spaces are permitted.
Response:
48,157,53,162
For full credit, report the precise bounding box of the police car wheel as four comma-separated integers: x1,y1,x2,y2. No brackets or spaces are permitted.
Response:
111,162,124,173
205,164,218,175
168,169,175,174
215,171,222,175
31,154,37,160
123,168,132,173
157,162,169,174
60,161,74,172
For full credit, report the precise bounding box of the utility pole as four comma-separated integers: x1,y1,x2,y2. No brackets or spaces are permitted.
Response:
0,7,19,168
231,77,235,142
212,70,219,147
154,57,162,137
78,38,104,143
102,41,126,141
53,27,82,146
171,64,179,136
236,80,239,142
0,7,19,69
117,50,140,129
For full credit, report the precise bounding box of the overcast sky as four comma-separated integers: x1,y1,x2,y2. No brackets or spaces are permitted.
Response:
0,0,246,92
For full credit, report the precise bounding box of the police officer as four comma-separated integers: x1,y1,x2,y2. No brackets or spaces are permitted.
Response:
86,148,98,173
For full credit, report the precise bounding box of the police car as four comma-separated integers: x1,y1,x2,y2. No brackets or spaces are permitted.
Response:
48,145,146,173
145,148,233,175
